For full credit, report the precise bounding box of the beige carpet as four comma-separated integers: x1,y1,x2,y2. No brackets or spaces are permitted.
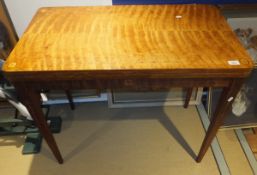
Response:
0,103,253,175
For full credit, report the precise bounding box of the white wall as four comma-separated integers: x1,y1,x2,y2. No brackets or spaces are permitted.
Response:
4,0,112,37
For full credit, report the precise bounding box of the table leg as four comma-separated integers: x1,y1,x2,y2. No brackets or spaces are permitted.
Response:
184,88,193,108
15,85,64,164
196,79,244,162
65,90,75,110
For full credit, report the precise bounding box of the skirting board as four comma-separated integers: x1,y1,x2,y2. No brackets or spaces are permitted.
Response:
108,88,203,108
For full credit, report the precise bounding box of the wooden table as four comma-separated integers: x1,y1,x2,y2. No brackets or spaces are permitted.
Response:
3,5,253,164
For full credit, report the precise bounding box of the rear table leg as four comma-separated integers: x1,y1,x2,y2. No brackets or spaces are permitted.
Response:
184,88,193,108
65,90,75,110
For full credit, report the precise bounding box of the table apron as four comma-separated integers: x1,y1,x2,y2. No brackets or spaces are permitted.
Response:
13,78,233,91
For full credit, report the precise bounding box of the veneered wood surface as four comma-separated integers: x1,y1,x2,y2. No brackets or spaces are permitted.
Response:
3,5,253,80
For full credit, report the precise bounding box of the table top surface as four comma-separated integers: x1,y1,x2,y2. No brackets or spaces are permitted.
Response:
3,4,254,80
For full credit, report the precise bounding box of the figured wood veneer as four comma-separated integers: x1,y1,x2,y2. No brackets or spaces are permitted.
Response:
1,5,254,164
3,5,253,80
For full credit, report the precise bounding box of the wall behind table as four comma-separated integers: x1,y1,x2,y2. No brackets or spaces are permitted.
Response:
5,0,257,37
4,0,112,37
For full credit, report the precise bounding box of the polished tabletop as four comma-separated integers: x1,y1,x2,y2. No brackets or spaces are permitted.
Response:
2,5,254,164
3,5,253,79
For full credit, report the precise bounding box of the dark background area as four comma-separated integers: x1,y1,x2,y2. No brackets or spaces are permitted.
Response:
113,0,257,5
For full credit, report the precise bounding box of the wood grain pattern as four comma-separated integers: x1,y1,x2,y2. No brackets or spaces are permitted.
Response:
1,5,255,164
3,5,253,80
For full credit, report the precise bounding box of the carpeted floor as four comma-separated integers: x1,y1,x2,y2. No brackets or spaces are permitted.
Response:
0,102,253,175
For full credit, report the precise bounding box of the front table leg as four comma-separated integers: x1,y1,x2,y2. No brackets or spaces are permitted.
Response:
15,84,64,164
196,79,245,162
